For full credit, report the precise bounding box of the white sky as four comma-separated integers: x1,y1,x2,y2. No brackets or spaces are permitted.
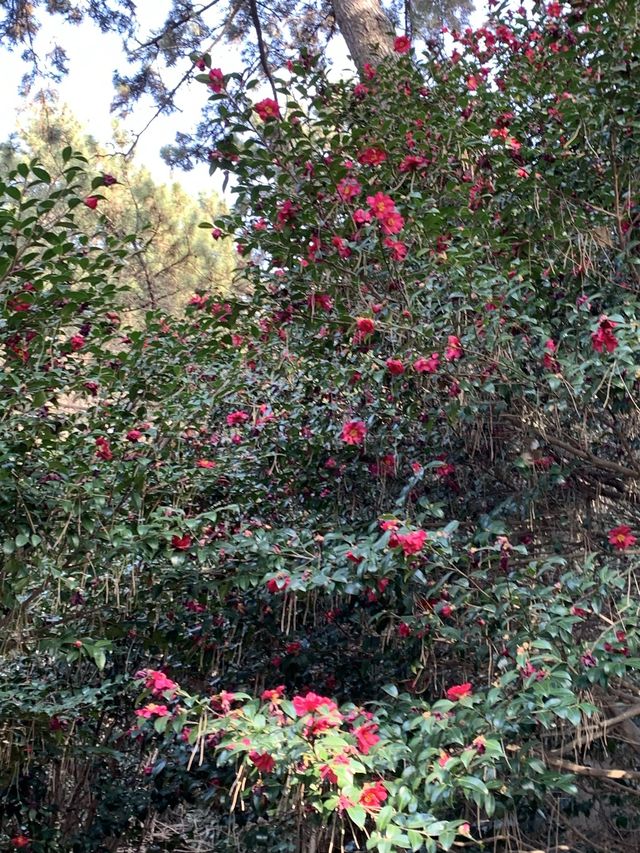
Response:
1,1,234,195
0,1,483,199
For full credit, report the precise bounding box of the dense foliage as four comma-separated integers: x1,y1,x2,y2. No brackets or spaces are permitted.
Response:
1,0,639,851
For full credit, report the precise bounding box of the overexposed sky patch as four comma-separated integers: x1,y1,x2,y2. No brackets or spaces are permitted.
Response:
1,1,239,196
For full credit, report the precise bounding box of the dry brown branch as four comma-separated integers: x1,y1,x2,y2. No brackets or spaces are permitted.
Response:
545,755,640,781
550,703,640,757
500,414,640,480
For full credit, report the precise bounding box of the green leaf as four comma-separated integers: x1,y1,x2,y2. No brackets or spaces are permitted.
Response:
32,167,51,183
376,805,394,832
280,700,297,718
459,776,489,795
438,827,458,850
347,805,367,829
154,715,169,734
407,829,423,851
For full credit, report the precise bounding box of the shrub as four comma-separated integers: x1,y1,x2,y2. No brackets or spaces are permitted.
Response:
2,0,640,850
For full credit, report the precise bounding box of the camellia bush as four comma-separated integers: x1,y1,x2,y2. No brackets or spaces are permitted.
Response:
1,0,639,851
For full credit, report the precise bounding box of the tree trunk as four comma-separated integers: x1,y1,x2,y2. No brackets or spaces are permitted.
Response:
332,0,396,73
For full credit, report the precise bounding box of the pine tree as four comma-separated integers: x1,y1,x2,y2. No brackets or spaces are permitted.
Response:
1,93,235,318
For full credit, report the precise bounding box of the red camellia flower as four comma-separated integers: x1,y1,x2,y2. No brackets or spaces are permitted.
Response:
446,682,473,701
543,339,558,370
380,210,405,235
472,735,486,754
438,750,451,767
70,334,85,351
261,684,285,701
353,208,372,225
83,195,99,209
266,573,291,593
226,410,250,426
385,358,405,375
196,459,216,468
359,780,387,812
399,154,428,172
444,335,463,361
520,661,546,681
397,621,412,637
337,177,362,201
171,534,192,551
8,285,34,312
308,292,334,312
355,316,376,337
353,721,380,754
95,436,113,461
102,173,118,186
277,199,297,225
332,235,351,258
254,98,281,121
393,35,411,53
135,703,171,719
341,420,367,445
414,353,440,373
435,457,456,479
591,316,618,353
292,692,338,715
10,837,30,849
249,751,276,773
320,764,338,784
396,529,427,555
383,237,407,261
608,525,637,550
208,67,225,92
367,191,396,219
138,669,178,695
571,605,589,618
358,147,387,166
126,429,143,442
